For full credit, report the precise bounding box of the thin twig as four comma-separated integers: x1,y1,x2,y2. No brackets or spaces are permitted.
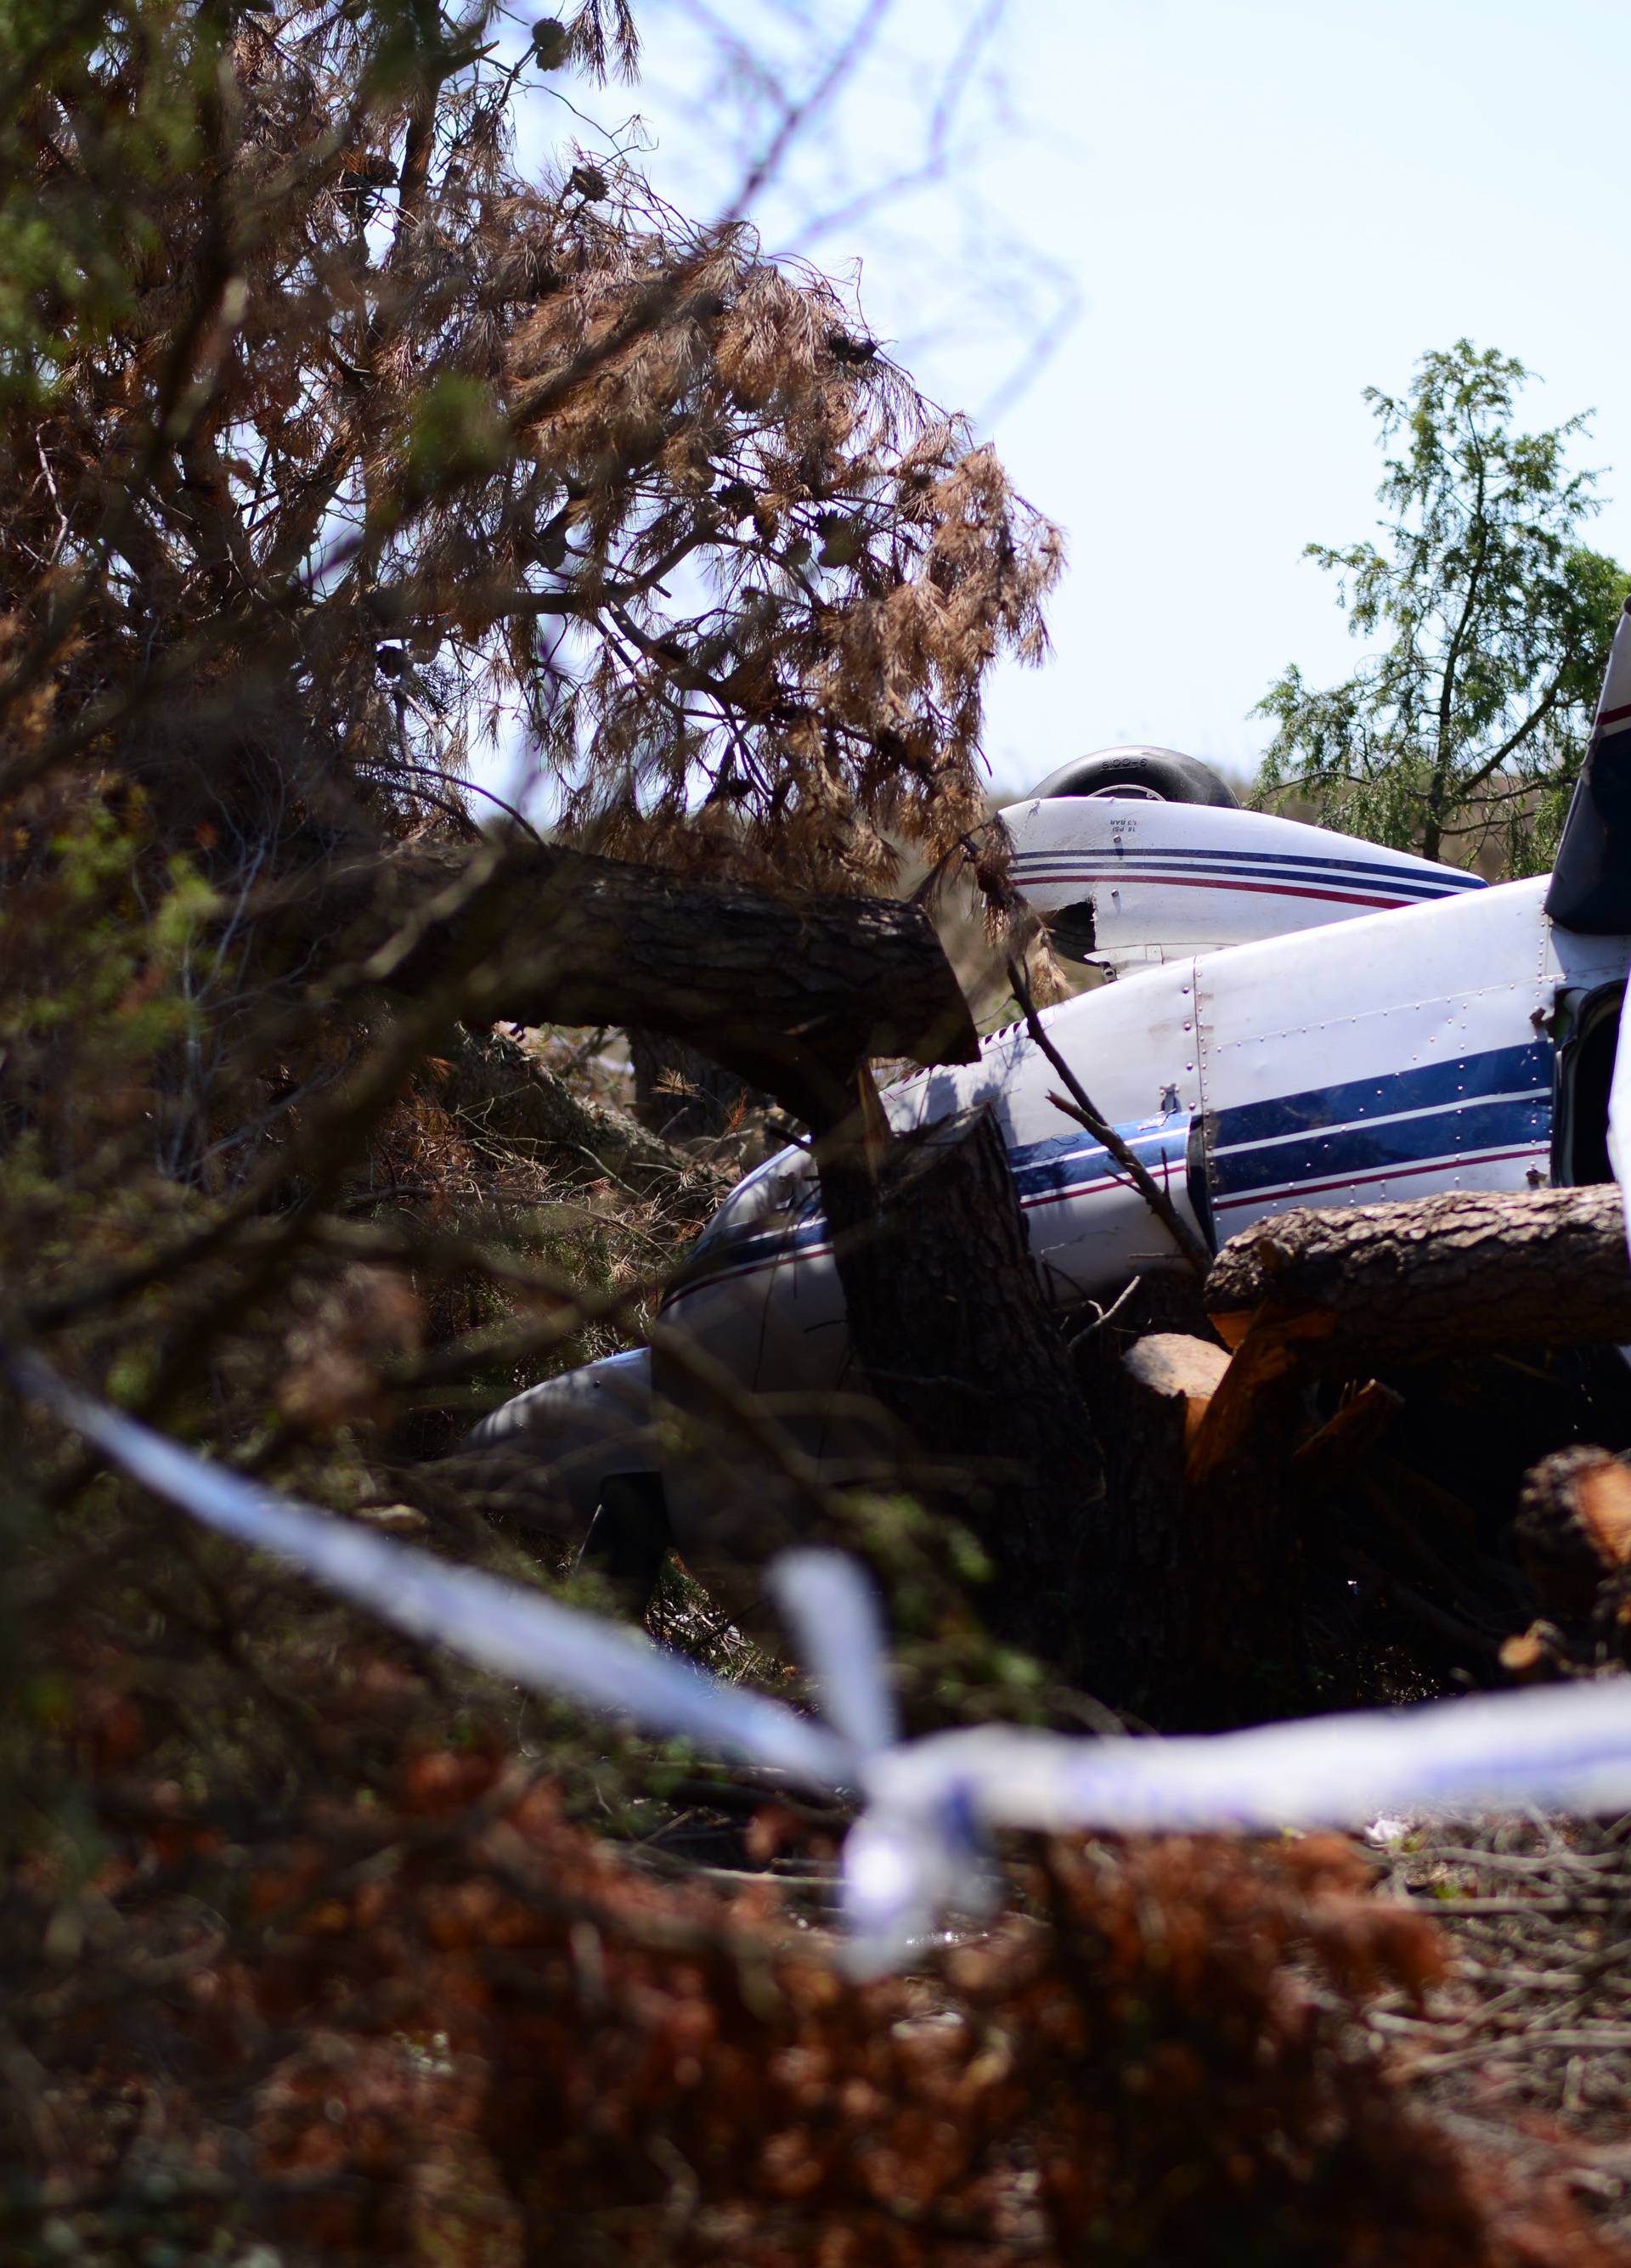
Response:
1408,2027,1631,2078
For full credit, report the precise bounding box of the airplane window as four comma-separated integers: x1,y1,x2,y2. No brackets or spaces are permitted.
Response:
1558,985,1623,1186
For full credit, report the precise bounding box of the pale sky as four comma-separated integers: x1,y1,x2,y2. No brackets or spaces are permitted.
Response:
503,0,1631,804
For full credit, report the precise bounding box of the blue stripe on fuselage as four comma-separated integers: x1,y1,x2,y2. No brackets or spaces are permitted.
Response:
1007,1119,1184,1202
1211,1041,1550,1152
1013,843,1486,889
1209,1096,1550,1202
664,1120,1188,1306
663,1210,829,1303
662,1040,1556,1308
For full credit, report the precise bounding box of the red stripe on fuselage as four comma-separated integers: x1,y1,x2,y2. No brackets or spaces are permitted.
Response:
666,1146,1548,1307
1213,1143,1547,1210
1016,870,1416,910
663,1153,1186,1305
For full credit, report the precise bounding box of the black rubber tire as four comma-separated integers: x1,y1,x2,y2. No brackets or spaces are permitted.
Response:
1025,745,1239,808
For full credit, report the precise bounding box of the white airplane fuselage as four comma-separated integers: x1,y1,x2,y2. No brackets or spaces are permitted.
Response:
642,875,1627,1554
471,867,1631,1583
469,600,1631,1595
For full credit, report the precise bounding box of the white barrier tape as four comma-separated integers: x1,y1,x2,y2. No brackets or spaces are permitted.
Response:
17,1354,1631,1973
765,1548,897,1757
13,1357,855,1793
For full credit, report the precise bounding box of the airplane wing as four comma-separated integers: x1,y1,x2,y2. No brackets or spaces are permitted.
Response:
1003,795,1485,969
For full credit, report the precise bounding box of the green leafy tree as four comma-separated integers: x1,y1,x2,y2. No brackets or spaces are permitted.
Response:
1256,341,1628,872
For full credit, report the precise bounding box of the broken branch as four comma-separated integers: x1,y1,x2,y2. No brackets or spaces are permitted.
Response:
276,838,981,1128
1006,957,1211,1278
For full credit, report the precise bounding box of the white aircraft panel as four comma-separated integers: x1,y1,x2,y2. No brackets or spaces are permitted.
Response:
1004,796,1482,965
1196,880,1555,1231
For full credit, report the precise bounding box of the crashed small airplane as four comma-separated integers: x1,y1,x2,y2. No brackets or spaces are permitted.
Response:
473,600,1631,1599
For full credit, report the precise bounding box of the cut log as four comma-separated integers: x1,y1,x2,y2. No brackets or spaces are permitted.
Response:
274,838,979,1126
1515,1444,1631,1617
1184,1317,1310,1488
1205,1187,1631,1368
1121,1333,1230,1449
1498,1621,1571,1682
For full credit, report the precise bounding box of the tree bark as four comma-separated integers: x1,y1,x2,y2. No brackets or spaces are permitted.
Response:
1075,1333,1269,1723
1070,1323,1313,1724
818,1105,1107,1682
1205,1187,1631,1368
274,838,979,1124
816,1120,1318,1718
1516,1444,1631,1616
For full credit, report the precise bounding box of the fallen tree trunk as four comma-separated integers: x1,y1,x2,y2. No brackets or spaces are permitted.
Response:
276,838,979,1122
1505,1443,1631,1675
820,1106,1108,1683
296,837,1124,1683
324,841,1335,1710
1205,1186,1631,1368
325,841,1112,1685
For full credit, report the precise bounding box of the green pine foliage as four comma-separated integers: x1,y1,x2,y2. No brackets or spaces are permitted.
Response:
1256,341,1628,872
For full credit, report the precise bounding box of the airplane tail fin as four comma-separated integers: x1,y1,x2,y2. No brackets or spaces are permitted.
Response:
1544,595,1631,933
